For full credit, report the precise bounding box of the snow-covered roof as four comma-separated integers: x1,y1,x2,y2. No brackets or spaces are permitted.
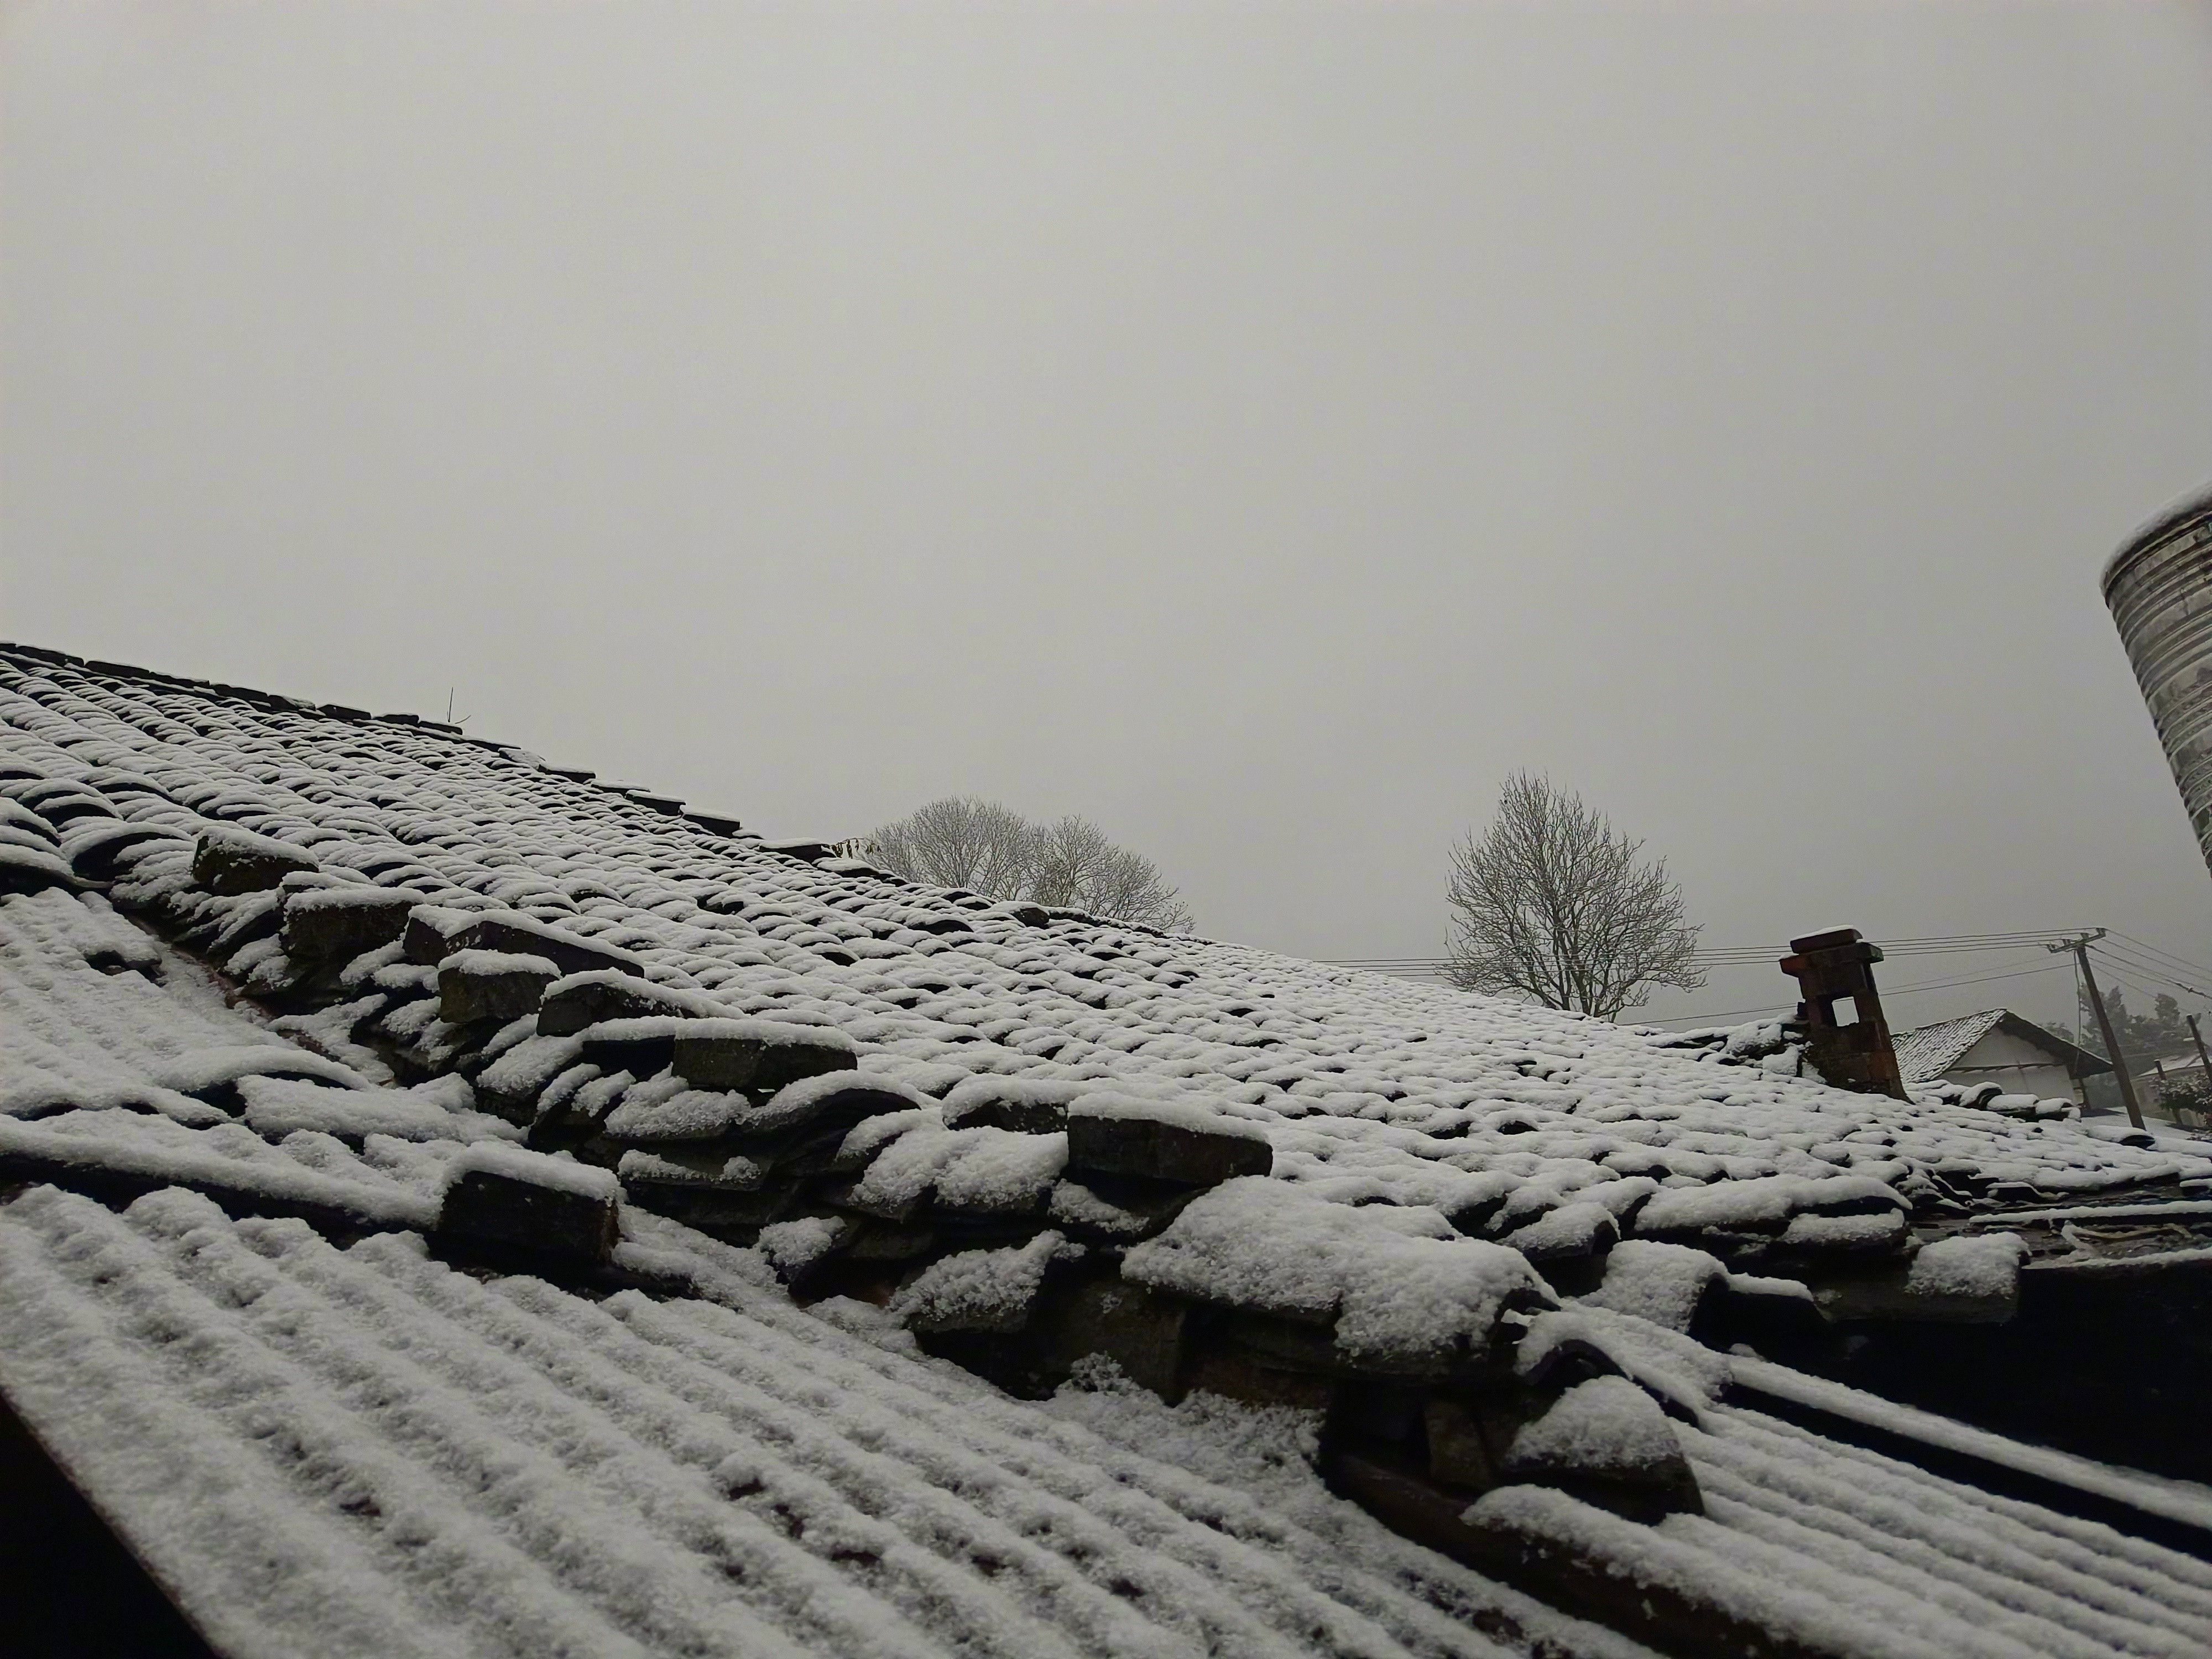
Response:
3,1176,1630,1659
7,1176,2208,1659
0,645,2192,1227
1893,1009,2011,1082
1892,1008,2112,1085
6,640,2212,1658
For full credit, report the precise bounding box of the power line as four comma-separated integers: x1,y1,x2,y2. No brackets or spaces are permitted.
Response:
1639,1000,1798,1025
2107,931,2212,986
1327,931,2077,973
2088,937,2212,997
1865,961,2070,997
1332,928,2106,1027
2109,931,2212,978
2095,959,2172,1008
2090,944,2212,1005
1337,938,2063,965
1634,960,2071,1028
1336,943,2064,983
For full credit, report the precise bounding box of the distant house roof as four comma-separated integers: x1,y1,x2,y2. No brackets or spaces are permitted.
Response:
1892,1008,2113,1085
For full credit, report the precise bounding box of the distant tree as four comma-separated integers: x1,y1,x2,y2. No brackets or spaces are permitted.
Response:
867,796,1036,896
1026,814,1194,930
2075,985,2196,1063
1443,772,1705,1020
867,796,1193,932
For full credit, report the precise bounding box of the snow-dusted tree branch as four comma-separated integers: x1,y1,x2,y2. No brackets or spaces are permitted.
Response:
867,796,1035,896
1443,773,1704,1020
867,796,1193,932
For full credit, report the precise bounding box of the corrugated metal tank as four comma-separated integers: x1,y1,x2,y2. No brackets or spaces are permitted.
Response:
2104,479,2212,875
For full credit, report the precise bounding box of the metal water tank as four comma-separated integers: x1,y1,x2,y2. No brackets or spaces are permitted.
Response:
2104,480,2212,875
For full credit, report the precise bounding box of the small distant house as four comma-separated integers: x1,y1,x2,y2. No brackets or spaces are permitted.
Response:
2125,1048,2204,1089
1892,1008,2112,1100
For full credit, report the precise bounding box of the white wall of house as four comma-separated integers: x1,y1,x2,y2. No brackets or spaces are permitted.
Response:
1942,1027,2078,1099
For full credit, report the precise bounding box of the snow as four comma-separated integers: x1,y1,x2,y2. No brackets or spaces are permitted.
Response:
283,882,414,915
1906,1233,2026,1300
2024,1244,2212,1274
1501,1375,1682,1476
738,1068,930,1137
2108,473,2212,580
1123,1179,1550,1372
1729,1355,2212,1536
1067,1092,1270,1140
25,1168,1684,1659
155,1044,367,1095
1781,1211,1906,1250
2081,1121,2161,1149
476,1034,587,1104
1516,1306,1731,1417
844,1123,1066,1218
1577,1240,1725,1332
1680,1413,2212,1659
270,995,401,1086
0,1112,442,1230
11,652,2212,1251
602,1082,753,1143
403,902,479,951
1469,1481,2010,1659
196,820,315,864
441,946,560,978
1637,1173,1903,1234
942,1073,1084,1120
889,1231,1081,1333
755,1215,853,1276
931,1128,1070,1212
615,1147,769,1190
1044,1178,1174,1239
578,1015,862,1057
445,1140,622,1203
237,1075,521,1146
1501,1199,1616,1258
1979,1198,2212,1229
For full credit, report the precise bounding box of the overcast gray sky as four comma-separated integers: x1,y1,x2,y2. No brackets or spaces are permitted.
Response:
6,1,2212,1035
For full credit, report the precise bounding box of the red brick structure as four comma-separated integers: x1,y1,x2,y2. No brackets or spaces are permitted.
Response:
1779,927,1907,1099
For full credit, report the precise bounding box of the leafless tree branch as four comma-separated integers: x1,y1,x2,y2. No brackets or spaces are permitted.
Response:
867,796,1193,932
1443,773,1705,1020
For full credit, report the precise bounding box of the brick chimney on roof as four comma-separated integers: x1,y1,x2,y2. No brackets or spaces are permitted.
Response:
1779,927,1907,1099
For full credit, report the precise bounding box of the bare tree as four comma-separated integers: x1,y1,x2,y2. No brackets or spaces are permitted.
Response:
867,796,1036,895
1027,814,1194,932
867,797,1193,932
1444,773,1704,1019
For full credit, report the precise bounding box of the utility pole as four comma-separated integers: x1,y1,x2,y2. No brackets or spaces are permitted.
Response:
2188,1013,2212,1081
2050,930,2143,1131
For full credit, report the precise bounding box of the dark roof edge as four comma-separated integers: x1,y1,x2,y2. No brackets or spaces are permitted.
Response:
1992,1011,2113,1079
